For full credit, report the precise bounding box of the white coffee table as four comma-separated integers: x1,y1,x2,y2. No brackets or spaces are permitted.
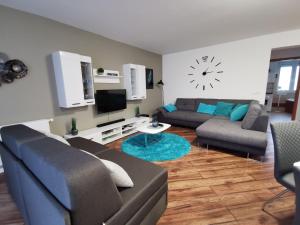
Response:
136,122,171,147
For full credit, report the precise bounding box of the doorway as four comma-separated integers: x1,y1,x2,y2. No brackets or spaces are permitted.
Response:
265,46,300,121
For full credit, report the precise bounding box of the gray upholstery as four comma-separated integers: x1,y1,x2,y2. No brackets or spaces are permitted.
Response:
241,102,262,130
175,98,197,111
266,122,300,221
293,165,300,225
271,122,300,180
0,125,45,159
156,98,269,156
165,111,213,123
20,138,123,225
18,163,71,225
196,119,267,149
67,137,108,155
0,143,30,225
0,125,168,225
250,111,269,132
96,150,168,225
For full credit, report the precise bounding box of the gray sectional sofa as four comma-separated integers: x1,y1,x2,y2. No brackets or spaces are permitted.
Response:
156,98,269,156
0,125,168,225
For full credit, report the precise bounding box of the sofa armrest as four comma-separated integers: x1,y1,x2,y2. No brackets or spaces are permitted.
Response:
154,107,168,121
293,163,300,225
157,107,167,115
251,111,269,132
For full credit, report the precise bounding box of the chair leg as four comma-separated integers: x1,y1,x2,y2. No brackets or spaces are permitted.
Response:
262,188,289,212
247,153,250,159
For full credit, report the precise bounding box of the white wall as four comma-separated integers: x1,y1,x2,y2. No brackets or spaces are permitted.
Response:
163,29,300,108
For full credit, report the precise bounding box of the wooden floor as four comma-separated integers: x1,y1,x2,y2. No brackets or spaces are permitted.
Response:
0,113,295,225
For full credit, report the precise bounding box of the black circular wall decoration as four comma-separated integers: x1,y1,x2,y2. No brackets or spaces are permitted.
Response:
0,56,28,86
188,56,223,90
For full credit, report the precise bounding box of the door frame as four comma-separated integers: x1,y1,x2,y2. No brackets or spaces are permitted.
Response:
292,65,300,120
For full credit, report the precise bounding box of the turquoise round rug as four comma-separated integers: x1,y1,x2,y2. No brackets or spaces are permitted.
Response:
121,132,191,161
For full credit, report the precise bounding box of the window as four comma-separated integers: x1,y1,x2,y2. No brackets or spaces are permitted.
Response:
277,62,300,92
278,66,292,91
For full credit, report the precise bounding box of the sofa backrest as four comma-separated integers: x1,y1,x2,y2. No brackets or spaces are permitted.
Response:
175,98,197,111
175,98,255,112
0,125,123,225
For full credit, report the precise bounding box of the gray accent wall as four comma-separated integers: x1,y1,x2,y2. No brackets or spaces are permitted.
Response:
0,6,162,135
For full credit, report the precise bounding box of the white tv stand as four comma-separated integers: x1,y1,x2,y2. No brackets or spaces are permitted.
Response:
64,117,150,145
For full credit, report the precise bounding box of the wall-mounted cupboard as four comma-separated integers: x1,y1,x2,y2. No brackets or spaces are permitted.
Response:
52,51,95,108
123,64,146,100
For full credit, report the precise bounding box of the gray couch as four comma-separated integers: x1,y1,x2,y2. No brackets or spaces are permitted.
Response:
0,125,168,225
156,98,269,156
294,165,300,225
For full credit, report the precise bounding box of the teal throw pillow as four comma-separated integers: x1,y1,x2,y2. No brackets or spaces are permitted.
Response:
214,102,235,117
164,104,177,112
197,103,216,115
230,104,249,121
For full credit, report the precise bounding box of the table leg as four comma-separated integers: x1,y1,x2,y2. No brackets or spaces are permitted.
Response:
144,133,148,147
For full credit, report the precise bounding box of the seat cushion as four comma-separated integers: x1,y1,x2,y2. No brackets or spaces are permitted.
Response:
67,137,108,155
280,172,295,192
196,119,267,149
165,111,213,123
96,150,168,225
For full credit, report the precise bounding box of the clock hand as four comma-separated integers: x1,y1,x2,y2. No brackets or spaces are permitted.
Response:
202,68,211,76
206,71,213,73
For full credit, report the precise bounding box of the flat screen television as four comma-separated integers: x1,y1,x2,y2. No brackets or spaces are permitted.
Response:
95,89,127,113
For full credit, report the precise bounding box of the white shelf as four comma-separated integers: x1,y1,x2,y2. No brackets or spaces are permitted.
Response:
122,125,136,132
94,75,124,78
64,117,150,145
102,133,122,145
102,128,122,138
93,69,123,83
122,129,137,137
94,75,122,84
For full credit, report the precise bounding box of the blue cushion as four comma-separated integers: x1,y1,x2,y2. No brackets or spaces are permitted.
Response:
164,104,177,112
214,102,235,117
197,103,216,115
230,104,249,121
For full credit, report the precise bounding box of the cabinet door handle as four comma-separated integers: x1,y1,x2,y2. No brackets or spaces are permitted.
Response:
86,101,93,103
72,103,80,105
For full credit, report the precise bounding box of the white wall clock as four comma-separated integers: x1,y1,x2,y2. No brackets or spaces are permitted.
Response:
187,56,223,90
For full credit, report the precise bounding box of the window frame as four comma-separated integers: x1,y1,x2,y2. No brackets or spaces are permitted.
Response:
277,61,300,93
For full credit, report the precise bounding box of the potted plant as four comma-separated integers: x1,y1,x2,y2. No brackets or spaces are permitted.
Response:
97,67,104,75
71,118,78,135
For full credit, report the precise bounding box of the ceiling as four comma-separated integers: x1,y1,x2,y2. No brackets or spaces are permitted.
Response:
1,0,300,54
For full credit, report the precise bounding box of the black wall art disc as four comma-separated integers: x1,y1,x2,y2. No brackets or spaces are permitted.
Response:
0,58,28,86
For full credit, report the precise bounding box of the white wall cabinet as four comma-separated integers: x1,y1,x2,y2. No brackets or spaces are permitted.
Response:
123,64,146,100
52,51,95,108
